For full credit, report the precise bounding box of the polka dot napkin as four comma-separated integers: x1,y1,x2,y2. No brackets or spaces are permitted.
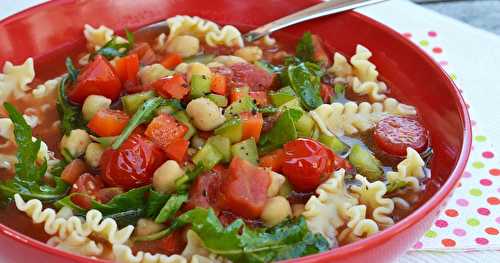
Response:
358,1,500,252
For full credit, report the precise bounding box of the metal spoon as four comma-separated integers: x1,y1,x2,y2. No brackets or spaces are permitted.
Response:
134,0,386,42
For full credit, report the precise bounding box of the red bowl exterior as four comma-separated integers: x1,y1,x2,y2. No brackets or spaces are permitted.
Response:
0,0,471,263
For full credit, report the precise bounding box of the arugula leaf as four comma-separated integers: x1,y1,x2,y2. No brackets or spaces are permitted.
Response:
56,76,86,135
65,57,79,82
257,105,280,115
287,63,323,110
112,97,166,149
154,193,188,224
296,32,315,63
259,109,303,153
91,29,135,60
145,189,170,218
49,159,69,177
175,163,205,193
0,103,70,201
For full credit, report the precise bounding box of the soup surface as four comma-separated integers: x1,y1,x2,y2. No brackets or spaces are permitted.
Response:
0,16,432,263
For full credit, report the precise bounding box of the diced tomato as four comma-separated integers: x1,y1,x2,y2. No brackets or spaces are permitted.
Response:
320,83,334,103
114,54,140,84
164,138,189,163
229,63,274,91
68,55,122,104
145,113,188,152
282,138,335,192
70,173,104,209
159,229,187,255
240,112,263,142
87,109,130,137
95,187,124,204
153,74,189,100
248,91,268,106
219,157,270,219
101,134,166,189
210,74,227,95
373,116,429,156
129,42,158,65
185,166,224,211
160,53,182,69
311,35,331,66
259,149,285,172
61,159,88,184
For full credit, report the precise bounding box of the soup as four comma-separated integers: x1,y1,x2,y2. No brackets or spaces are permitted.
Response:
0,15,432,263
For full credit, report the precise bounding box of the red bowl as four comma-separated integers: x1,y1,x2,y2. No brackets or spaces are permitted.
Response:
0,0,471,262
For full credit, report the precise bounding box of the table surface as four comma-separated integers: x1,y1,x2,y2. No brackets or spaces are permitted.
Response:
1,1,500,263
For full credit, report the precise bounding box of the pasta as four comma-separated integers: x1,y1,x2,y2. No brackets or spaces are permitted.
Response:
83,24,127,50
32,76,62,98
351,77,387,102
0,58,35,102
47,231,105,258
310,98,416,136
166,16,244,47
113,245,188,263
350,45,379,82
337,205,379,245
386,147,426,191
350,175,395,226
328,53,352,78
139,64,174,85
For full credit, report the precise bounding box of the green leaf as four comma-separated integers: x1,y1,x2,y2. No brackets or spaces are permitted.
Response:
112,97,166,149
257,106,280,115
49,159,69,177
154,193,188,224
91,29,135,60
386,179,409,193
287,63,323,110
56,76,86,135
175,163,205,193
145,189,170,218
296,32,315,63
259,109,303,153
65,57,79,82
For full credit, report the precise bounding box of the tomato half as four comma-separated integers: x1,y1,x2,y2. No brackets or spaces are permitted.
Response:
373,116,429,156
282,138,335,192
70,173,103,209
145,113,188,153
101,134,166,189
68,55,122,104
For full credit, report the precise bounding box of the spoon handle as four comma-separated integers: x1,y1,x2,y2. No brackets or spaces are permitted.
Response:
244,0,387,42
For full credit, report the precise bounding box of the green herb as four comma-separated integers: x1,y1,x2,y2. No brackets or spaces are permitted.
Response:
255,60,282,74
257,106,280,115
91,29,135,60
154,193,188,224
296,32,315,63
333,83,348,103
142,208,329,262
56,76,85,135
287,63,323,110
259,109,303,153
145,189,170,218
0,103,69,201
386,180,409,193
112,97,166,149
90,135,117,147
65,57,79,82
175,163,205,193
49,159,69,177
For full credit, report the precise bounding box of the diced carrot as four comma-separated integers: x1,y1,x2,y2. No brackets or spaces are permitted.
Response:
210,74,227,95
240,112,263,142
87,109,130,137
164,138,189,163
114,54,140,83
61,159,88,184
153,74,189,100
259,149,285,172
160,53,183,69
248,91,268,106
145,113,188,152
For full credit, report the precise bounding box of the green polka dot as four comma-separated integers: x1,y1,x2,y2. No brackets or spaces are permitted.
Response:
419,40,429,46
467,218,480,227
472,161,485,169
425,230,437,238
475,135,487,142
469,188,482,196
450,73,457,81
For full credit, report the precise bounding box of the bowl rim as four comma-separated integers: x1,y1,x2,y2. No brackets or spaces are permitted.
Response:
0,0,472,262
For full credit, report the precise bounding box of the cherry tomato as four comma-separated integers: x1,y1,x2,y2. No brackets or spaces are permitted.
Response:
282,138,335,192
100,134,166,189
68,55,122,104
70,173,103,209
373,116,429,156
219,157,270,219
60,159,88,184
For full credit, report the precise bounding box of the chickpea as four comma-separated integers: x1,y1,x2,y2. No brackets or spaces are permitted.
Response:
60,129,91,158
153,160,184,194
186,62,212,82
261,196,292,227
174,62,189,74
82,95,111,121
186,98,225,131
234,46,263,63
84,143,105,168
166,35,200,58
135,218,165,237
0,118,13,140
267,171,286,197
139,64,173,85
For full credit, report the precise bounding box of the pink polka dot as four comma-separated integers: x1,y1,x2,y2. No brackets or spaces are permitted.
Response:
439,60,448,66
489,168,500,176
428,31,438,37
478,207,491,216
482,151,494,158
496,217,500,224
413,241,423,249
435,219,448,228
497,187,500,193
402,32,412,38
453,228,466,237
462,171,472,178
480,179,492,186
475,237,489,245
432,47,443,54
456,198,469,207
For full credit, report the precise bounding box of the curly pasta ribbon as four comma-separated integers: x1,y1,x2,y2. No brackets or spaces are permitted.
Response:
350,175,395,226
0,58,35,102
386,147,426,191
